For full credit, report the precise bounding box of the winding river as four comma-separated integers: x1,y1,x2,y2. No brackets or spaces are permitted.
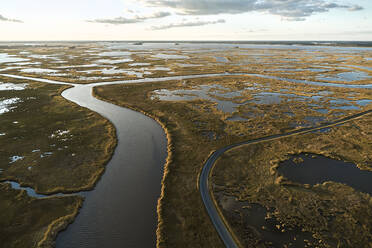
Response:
1,73,371,248
1,73,255,247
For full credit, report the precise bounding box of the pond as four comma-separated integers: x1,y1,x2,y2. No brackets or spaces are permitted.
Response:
278,154,372,195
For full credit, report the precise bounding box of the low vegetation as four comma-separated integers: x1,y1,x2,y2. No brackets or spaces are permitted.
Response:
0,76,116,194
211,114,372,247
0,183,83,248
0,76,116,247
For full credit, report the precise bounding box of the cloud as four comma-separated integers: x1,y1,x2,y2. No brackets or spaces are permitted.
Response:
88,11,171,24
348,5,364,11
246,28,269,33
141,0,363,21
151,19,225,30
0,14,23,23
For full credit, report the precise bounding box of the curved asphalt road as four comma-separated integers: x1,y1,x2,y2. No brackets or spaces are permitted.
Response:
199,109,372,248
2,73,371,247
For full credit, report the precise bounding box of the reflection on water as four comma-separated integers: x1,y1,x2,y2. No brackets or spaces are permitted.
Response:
4,181,63,198
329,99,361,110
151,53,189,59
54,82,167,248
98,51,132,57
214,56,229,63
278,154,372,195
250,74,372,89
317,71,371,82
0,53,29,64
218,194,318,247
20,68,59,74
356,99,372,106
151,84,243,113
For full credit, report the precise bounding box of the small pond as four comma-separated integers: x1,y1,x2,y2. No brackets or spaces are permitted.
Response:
278,154,372,195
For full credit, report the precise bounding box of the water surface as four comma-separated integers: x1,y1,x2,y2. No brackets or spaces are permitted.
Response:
56,84,167,248
278,154,372,195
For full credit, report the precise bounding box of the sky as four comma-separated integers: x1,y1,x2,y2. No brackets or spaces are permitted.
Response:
0,0,371,41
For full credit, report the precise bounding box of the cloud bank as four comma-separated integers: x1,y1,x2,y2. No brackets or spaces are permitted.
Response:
151,19,225,30
142,0,363,21
88,11,171,24
0,14,23,23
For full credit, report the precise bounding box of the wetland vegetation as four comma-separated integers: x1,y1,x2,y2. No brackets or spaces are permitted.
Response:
0,42,371,247
0,74,116,246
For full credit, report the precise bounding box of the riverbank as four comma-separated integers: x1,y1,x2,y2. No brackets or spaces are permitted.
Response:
0,76,117,246
92,86,174,247
0,183,83,248
94,72,372,247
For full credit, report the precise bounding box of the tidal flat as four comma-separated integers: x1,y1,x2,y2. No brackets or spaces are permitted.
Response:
0,42,371,247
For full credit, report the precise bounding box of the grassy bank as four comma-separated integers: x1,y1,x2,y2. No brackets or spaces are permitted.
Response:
94,73,371,247
211,113,372,247
0,76,117,247
0,76,117,194
0,183,83,248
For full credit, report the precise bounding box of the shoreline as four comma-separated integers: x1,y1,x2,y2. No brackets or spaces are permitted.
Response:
0,85,118,196
38,196,84,248
92,86,173,247
204,110,372,247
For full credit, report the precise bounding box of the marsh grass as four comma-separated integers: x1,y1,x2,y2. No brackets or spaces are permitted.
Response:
95,71,371,247
0,183,82,248
0,76,116,194
211,114,372,247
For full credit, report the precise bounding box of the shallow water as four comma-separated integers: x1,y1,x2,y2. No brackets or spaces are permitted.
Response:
98,51,132,57
0,82,28,91
1,64,371,246
356,99,372,106
0,97,21,115
96,58,133,64
20,68,59,74
346,65,372,71
0,53,29,64
249,74,372,89
215,56,229,63
314,108,328,114
278,154,372,195
129,62,151,66
252,92,285,104
151,53,189,60
152,84,242,113
317,71,371,82
176,63,202,67
219,195,318,247
329,99,360,110
5,181,63,198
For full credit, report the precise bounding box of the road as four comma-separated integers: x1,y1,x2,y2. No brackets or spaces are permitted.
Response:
2,73,371,247
199,109,372,248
